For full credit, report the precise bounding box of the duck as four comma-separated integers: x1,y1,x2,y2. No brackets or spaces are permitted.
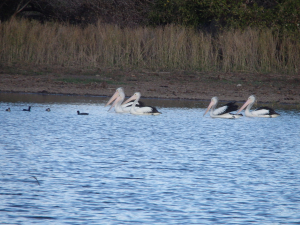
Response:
77,110,89,115
23,106,31,111
6,108,11,112
46,108,51,112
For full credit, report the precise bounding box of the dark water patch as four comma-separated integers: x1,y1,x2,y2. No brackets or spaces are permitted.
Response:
0,193,23,196
24,215,57,220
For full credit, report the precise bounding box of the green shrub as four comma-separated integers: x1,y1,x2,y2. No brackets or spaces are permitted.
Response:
149,0,300,33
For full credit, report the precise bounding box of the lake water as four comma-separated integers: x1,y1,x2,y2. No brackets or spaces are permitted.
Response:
1,93,300,224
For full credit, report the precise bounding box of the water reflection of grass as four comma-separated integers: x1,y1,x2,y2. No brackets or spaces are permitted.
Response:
55,78,111,84
55,77,126,86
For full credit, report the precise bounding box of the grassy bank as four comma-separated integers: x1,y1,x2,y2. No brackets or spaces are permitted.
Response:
1,19,299,74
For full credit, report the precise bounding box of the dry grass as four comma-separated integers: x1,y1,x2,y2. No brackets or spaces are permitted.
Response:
1,19,299,74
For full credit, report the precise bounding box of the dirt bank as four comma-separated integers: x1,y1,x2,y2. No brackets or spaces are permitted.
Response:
0,70,299,105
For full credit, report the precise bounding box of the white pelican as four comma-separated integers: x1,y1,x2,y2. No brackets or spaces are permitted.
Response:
237,95,280,118
203,96,242,119
122,92,161,115
105,87,144,113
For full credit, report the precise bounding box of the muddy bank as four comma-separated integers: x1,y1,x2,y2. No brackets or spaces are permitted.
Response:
0,71,299,104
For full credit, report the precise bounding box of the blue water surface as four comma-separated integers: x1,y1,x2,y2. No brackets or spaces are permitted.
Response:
1,93,300,224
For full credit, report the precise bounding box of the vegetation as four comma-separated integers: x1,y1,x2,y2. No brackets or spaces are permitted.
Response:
0,0,299,75
1,0,299,32
150,0,300,32
0,0,152,27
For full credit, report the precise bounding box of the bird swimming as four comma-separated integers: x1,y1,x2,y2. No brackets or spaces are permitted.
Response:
122,92,161,115
203,97,242,119
105,87,144,113
23,106,31,111
237,95,280,118
77,110,89,115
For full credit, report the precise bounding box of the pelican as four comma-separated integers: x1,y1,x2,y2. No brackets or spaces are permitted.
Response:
237,95,280,118
122,92,161,115
204,97,242,119
105,87,144,113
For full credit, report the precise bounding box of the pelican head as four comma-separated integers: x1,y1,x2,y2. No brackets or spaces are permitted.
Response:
122,92,141,106
203,96,218,116
237,95,256,114
105,87,125,108
116,87,124,94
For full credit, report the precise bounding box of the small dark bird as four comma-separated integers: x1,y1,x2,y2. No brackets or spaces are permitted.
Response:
23,106,31,111
77,110,89,115
6,108,11,112
46,108,51,112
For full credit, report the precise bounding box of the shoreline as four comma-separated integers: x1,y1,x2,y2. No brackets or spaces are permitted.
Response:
1,71,300,105
1,90,300,106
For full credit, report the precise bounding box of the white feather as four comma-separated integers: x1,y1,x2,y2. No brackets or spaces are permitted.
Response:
213,105,227,115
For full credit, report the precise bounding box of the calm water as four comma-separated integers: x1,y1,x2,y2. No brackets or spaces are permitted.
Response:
1,93,300,224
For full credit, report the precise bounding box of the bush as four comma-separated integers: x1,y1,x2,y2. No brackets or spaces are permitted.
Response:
1,0,299,33
149,0,300,33
0,0,154,27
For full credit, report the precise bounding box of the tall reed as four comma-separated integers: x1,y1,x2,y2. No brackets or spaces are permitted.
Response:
0,19,299,74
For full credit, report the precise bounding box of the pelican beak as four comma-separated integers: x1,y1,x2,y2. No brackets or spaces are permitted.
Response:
203,101,214,116
237,99,251,114
105,91,119,107
108,96,122,111
122,94,137,106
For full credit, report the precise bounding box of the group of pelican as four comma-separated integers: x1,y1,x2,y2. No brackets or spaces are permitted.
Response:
204,95,280,118
106,88,280,118
105,87,161,115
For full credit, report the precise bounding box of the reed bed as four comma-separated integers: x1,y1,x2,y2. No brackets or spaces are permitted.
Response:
0,19,299,74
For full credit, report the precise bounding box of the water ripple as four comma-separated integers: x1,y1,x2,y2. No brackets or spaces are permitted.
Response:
1,100,300,224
